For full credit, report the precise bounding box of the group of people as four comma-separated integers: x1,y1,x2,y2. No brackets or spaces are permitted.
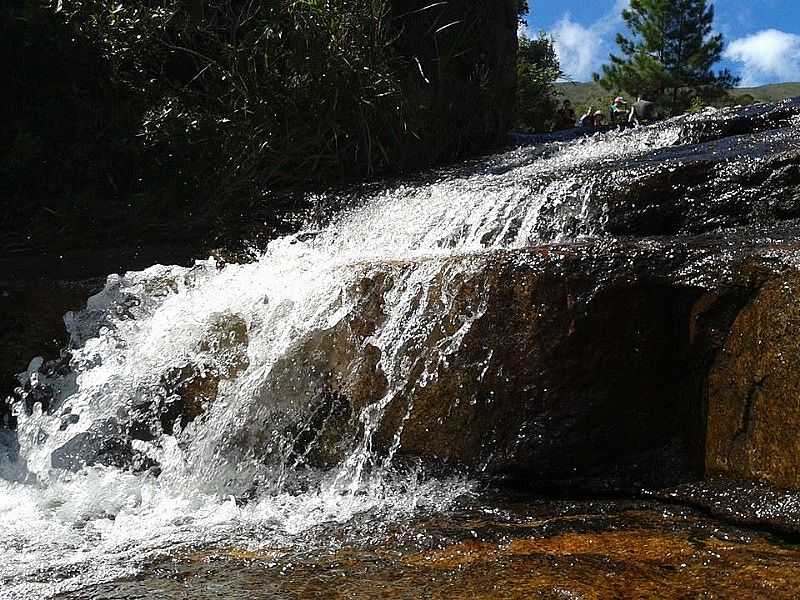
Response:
554,96,659,131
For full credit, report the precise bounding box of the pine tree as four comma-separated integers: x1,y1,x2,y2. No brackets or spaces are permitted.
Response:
594,0,739,114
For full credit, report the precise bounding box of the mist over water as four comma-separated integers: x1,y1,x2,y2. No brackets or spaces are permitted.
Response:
0,113,749,599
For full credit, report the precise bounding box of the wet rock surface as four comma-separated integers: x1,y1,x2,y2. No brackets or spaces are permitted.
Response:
55,498,800,600
706,273,800,489
534,110,800,240
205,100,800,519
676,100,800,145
50,417,156,473
652,477,800,536
241,228,799,496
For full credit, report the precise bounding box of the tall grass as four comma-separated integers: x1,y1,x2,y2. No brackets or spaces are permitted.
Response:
3,0,520,251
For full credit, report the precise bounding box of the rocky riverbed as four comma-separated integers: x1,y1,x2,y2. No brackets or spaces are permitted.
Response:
55,497,800,600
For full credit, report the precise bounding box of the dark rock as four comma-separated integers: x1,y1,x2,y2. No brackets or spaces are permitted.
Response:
154,312,250,436
676,99,800,145
652,478,800,535
59,413,80,431
286,390,353,468
594,132,800,238
18,372,54,415
519,101,800,242
0,430,20,467
50,418,157,473
124,400,158,442
157,363,220,436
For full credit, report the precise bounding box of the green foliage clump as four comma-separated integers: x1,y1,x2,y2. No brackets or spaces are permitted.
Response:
515,33,562,133
53,0,410,193
594,0,739,115
386,0,518,165
1,0,146,249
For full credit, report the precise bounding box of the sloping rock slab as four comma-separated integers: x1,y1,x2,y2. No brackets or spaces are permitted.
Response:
651,478,800,536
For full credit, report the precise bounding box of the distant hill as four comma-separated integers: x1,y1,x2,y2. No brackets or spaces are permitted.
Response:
737,83,800,102
554,82,800,107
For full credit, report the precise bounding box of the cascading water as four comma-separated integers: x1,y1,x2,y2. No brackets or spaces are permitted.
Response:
1,106,794,599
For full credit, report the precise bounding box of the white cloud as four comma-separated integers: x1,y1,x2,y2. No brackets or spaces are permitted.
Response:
551,16,604,81
547,1,629,81
725,29,800,86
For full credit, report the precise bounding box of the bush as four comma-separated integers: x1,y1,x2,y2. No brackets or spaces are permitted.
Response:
687,92,757,113
515,33,561,132
2,0,521,252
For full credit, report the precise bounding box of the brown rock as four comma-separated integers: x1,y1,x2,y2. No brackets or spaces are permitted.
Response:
369,249,706,487
706,274,800,489
158,363,220,435
243,235,800,491
158,312,251,435
198,312,251,379
67,502,800,600
177,228,800,498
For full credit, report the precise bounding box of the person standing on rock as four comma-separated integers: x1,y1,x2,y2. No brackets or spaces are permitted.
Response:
579,106,597,128
629,95,659,127
0,396,13,429
609,96,628,128
554,99,577,130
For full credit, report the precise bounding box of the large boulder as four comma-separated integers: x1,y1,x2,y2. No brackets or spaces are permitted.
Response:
706,273,800,489
233,230,800,492
9,101,800,526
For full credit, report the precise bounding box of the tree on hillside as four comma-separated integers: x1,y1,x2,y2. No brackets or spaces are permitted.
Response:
594,0,739,114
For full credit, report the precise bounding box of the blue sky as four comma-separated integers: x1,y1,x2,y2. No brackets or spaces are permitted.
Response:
524,1,800,86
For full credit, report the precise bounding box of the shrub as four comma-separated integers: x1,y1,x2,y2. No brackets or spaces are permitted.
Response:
2,0,521,252
515,33,561,132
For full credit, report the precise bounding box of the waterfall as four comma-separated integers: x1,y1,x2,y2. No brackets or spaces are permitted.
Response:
0,105,787,598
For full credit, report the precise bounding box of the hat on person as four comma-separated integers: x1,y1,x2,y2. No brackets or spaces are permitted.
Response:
593,110,603,116
614,96,627,104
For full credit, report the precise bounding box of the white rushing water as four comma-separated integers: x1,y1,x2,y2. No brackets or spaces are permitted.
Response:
1,117,715,599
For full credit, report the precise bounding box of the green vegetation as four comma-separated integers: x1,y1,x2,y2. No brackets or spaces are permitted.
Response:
2,0,525,254
594,0,738,115
515,33,562,133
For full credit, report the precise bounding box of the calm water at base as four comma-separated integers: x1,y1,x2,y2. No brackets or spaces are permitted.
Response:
56,496,800,600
